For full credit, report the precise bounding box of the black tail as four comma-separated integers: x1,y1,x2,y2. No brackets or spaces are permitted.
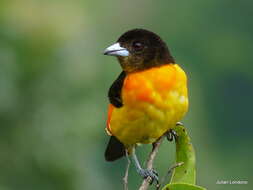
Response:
105,136,125,161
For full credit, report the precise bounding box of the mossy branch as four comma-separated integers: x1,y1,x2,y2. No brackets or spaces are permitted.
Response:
162,124,206,190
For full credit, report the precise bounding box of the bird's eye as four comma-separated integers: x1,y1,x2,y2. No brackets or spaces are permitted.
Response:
132,41,144,51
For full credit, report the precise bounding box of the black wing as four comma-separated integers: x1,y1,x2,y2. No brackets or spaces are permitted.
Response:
108,71,126,108
105,136,125,161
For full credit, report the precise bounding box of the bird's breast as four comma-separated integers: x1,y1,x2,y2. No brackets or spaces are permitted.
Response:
122,64,187,110
108,64,188,146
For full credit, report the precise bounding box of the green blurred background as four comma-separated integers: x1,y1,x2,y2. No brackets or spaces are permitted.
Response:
0,0,252,190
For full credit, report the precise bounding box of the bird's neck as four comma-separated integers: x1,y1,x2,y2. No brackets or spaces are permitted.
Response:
118,58,174,74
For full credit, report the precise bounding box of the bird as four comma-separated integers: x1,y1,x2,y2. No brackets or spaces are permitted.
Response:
103,29,188,183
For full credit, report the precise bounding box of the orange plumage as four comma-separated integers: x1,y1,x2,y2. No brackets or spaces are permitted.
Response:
106,64,188,147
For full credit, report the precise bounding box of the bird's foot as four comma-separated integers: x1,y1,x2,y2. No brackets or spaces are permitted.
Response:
166,129,178,142
166,122,183,141
138,168,159,185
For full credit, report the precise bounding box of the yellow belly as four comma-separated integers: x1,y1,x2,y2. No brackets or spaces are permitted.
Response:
109,64,188,147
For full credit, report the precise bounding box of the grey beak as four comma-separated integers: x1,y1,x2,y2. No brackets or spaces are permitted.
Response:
103,43,129,57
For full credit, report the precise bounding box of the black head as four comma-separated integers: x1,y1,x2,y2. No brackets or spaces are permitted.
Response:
104,29,174,73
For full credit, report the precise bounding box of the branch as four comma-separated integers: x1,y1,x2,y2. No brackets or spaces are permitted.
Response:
138,135,166,190
123,150,130,190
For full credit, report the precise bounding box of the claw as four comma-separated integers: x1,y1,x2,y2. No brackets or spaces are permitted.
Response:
166,129,178,142
132,147,159,186
139,168,159,185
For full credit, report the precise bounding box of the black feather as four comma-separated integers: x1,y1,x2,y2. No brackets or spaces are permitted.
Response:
108,71,126,108
105,136,126,161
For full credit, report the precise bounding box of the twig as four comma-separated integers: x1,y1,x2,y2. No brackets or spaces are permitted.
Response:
123,150,131,190
158,162,184,189
138,135,166,190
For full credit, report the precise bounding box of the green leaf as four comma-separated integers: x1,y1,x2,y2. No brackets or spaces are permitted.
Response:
170,124,196,184
162,183,206,190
